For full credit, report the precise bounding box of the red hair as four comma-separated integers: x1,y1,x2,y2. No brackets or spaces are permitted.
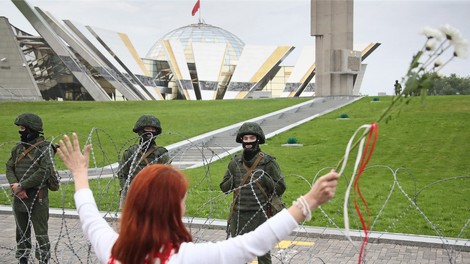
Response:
111,164,192,263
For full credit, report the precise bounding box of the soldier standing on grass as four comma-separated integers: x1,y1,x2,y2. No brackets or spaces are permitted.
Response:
394,80,402,96
6,113,54,264
220,122,286,264
118,114,170,207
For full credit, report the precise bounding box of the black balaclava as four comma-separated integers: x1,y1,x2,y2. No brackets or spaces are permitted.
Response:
19,127,40,146
242,136,261,161
138,130,157,148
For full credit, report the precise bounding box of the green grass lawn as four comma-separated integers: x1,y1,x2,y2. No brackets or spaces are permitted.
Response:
1,96,468,239
0,98,308,169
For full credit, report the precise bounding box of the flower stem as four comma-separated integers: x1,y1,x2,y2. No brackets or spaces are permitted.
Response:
335,93,403,171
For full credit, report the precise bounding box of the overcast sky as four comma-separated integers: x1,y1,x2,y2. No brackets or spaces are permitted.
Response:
2,0,469,96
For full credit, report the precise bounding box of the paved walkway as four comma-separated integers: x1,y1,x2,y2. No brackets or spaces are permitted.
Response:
0,207,469,264
166,96,362,169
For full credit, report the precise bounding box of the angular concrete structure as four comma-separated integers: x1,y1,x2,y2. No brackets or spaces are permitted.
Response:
35,8,143,101
0,16,42,101
63,20,151,100
2,0,380,101
162,39,197,100
12,0,111,101
280,46,316,98
192,42,227,100
311,0,359,96
224,45,294,99
87,26,163,100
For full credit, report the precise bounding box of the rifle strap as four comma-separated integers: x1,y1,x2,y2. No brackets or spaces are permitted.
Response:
226,152,264,224
138,145,159,165
243,162,273,217
15,140,44,165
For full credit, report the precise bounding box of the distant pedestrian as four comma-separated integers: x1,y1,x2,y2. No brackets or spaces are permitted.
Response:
394,80,402,96
118,114,170,207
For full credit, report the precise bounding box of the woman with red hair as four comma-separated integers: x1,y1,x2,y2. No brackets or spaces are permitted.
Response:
58,133,339,264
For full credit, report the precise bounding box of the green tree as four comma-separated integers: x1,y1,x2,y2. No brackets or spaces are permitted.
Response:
430,74,470,95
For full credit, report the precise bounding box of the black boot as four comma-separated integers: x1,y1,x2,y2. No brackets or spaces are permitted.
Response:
18,257,28,264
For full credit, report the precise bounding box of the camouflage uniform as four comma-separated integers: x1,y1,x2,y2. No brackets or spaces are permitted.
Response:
118,115,170,205
220,122,286,264
5,113,52,263
394,80,402,96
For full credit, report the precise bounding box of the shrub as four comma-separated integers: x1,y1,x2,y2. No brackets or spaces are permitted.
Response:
287,137,298,144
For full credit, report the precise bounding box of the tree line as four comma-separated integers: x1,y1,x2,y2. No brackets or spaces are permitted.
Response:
428,74,470,95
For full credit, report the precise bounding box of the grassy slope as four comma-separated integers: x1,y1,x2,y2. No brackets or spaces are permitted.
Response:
1,96,468,238
0,98,308,170
184,95,469,238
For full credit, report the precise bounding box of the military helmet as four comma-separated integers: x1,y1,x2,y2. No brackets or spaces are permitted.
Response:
236,122,265,144
133,114,162,135
14,113,43,132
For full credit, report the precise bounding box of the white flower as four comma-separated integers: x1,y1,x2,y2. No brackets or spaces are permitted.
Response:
453,39,469,58
420,26,444,40
440,24,464,43
425,40,436,51
433,58,442,68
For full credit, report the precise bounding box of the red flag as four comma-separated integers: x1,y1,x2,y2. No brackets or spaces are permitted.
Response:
191,0,200,16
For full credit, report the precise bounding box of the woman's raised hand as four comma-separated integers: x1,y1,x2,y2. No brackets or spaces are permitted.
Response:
305,169,339,210
57,132,92,191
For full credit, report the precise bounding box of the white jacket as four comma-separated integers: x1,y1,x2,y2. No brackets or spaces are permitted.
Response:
75,188,298,264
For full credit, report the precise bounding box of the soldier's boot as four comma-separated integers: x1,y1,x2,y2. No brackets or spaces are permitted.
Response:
18,257,28,264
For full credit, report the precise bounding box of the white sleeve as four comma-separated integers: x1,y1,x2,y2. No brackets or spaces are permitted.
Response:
74,188,119,264
170,209,298,264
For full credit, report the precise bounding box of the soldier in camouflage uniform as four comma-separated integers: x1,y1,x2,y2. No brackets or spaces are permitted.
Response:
6,113,53,264
118,114,170,206
394,80,402,96
220,122,286,264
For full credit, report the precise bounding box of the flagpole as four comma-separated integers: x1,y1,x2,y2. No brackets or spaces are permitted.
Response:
191,0,201,22
199,0,202,23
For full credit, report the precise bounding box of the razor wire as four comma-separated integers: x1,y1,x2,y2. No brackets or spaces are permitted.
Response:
0,128,469,264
